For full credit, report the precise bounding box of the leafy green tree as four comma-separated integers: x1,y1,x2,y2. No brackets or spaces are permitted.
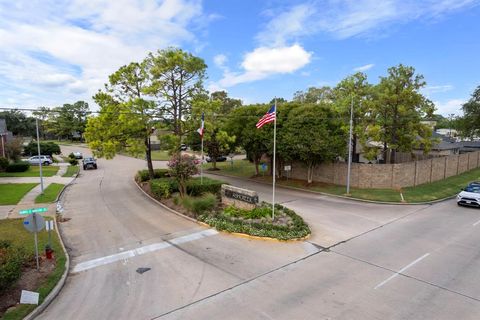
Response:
458,85,480,139
85,61,158,178
280,104,346,183
293,86,333,104
48,101,89,140
23,141,61,156
146,48,207,140
0,110,36,136
366,65,435,163
211,91,242,114
225,105,269,176
333,72,372,163
5,137,23,161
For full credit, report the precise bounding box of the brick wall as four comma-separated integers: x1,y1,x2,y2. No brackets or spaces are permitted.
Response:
289,150,480,189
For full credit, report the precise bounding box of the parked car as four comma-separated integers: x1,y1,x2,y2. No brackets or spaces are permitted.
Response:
205,155,227,162
27,155,53,166
457,182,480,207
73,151,83,159
82,157,97,170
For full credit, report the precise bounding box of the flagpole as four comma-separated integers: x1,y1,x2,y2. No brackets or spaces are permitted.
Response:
200,135,204,185
272,98,277,220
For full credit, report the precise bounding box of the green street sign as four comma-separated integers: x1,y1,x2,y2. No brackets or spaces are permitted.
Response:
19,207,48,215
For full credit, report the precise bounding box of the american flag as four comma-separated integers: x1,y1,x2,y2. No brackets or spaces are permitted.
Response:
256,105,276,129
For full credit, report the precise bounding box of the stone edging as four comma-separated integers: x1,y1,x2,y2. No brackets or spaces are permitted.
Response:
133,178,309,242
204,171,457,206
23,169,79,319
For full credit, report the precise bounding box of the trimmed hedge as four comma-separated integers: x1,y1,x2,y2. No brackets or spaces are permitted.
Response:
23,141,60,156
0,157,8,172
198,203,311,240
136,169,170,182
186,178,223,196
0,240,26,293
5,161,30,172
150,178,176,199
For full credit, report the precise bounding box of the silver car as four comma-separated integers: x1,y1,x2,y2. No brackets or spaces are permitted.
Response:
28,155,53,166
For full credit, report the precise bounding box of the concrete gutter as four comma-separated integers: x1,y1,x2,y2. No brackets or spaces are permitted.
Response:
204,171,457,206
23,169,79,319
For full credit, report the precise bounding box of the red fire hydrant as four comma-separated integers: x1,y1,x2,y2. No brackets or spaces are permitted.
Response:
45,246,54,259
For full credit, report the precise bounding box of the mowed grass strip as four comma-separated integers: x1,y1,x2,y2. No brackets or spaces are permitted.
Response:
62,165,79,177
0,218,66,320
0,183,38,205
35,183,65,203
0,166,59,177
208,160,480,203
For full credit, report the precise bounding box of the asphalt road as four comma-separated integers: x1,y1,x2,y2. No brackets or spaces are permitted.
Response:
38,146,480,319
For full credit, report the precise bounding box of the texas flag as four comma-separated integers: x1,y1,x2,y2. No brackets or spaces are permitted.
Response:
197,112,205,137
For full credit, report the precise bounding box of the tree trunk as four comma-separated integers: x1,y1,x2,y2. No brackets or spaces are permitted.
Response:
145,137,154,180
307,163,313,184
254,158,259,176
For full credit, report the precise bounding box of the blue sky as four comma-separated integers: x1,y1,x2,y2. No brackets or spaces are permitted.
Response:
0,0,479,116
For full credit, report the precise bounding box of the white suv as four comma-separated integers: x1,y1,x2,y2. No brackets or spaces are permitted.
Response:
28,155,53,166
457,182,480,207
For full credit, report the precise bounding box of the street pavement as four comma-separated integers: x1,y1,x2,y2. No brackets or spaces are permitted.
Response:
37,146,480,319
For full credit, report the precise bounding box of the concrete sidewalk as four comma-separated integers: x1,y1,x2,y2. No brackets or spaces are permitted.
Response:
0,164,75,219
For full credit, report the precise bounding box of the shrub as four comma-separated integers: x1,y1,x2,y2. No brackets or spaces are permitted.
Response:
69,158,78,166
223,205,271,219
168,154,199,197
5,161,30,172
135,169,170,182
0,241,26,293
0,157,8,172
181,193,217,216
186,177,223,196
150,178,176,199
68,152,75,159
24,141,60,156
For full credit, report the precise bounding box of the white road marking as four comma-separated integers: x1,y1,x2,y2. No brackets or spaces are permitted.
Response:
72,229,218,273
374,253,430,290
473,219,480,226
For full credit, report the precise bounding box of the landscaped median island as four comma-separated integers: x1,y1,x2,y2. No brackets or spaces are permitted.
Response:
0,218,66,319
135,155,310,241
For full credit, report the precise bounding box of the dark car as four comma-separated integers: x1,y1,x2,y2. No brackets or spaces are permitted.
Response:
205,155,227,162
180,144,188,151
82,157,97,170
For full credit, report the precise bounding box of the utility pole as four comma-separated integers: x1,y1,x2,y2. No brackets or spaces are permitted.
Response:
36,118,44,194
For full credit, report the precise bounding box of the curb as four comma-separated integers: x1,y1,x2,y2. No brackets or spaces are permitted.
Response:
23,168,79,319
134,178,310,242
204,171,457,206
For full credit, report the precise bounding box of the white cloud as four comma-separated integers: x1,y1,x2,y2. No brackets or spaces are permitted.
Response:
434,99,465,116
256,4,315,46
218,45,312,87
0,0,206,109
353,64,375,72
422,85,454,95
213,54,228,68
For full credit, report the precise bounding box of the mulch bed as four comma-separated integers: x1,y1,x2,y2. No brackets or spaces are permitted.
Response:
0,256,56,317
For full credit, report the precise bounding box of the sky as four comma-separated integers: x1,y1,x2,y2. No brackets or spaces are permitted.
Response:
0,0,479,116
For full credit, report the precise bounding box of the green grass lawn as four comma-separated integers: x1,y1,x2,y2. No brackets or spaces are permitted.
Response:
0,183,38,205
203,159,256,177
151,150,171,161
207,160,480,203
62,165,79,177
35,183,65,203
0,165,59,177
0,218,66,320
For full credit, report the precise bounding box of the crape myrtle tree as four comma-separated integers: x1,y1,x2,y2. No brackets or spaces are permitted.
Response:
85,61,158,179
280,104,346,184
365,64,435,163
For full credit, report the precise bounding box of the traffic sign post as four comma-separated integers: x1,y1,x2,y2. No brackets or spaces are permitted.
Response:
23,213,45,271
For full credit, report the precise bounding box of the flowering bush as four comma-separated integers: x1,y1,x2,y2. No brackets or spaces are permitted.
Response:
167,154,199,197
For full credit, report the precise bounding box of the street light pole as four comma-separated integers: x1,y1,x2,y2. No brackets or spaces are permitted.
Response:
36,118,44,194
346,95,353,195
